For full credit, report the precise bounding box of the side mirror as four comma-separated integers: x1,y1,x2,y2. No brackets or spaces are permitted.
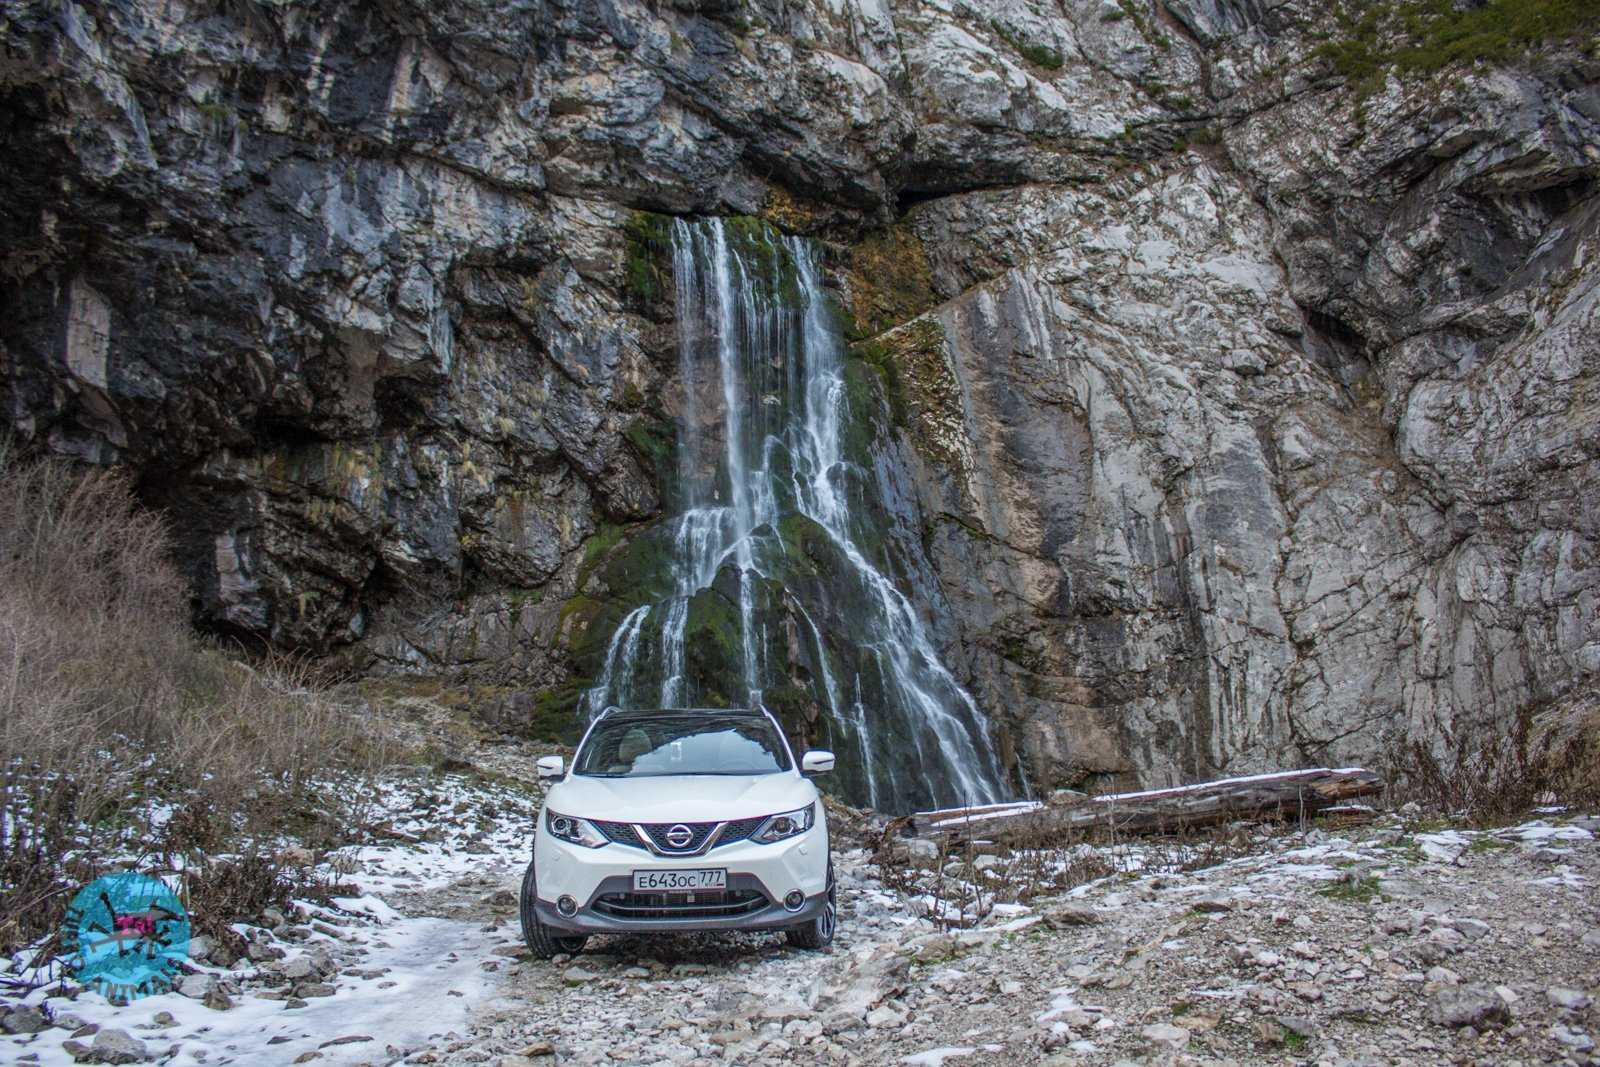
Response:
800,750,835,776
536,755,565,779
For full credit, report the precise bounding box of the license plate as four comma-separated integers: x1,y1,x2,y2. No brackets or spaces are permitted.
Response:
632,868,726,891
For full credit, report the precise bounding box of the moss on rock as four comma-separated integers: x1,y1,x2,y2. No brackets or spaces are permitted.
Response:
623,210,673,306
682,586,743,706
841,223,939,340
525,679,591,743
850,317,967,471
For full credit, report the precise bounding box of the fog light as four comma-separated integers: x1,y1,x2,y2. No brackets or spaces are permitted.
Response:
557,895,578,917
783,890,805,911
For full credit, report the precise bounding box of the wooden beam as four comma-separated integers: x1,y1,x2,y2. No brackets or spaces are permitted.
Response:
902,768,1384,845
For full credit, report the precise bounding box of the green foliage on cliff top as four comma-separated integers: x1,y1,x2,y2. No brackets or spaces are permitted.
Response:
1315,0,1597,90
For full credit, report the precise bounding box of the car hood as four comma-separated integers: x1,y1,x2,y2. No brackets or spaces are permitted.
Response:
545,772,816,823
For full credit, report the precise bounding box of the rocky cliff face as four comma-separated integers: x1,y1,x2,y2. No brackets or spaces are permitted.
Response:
2,0,1596,793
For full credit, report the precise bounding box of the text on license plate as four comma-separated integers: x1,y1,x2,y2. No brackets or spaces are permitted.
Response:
632,868,726,891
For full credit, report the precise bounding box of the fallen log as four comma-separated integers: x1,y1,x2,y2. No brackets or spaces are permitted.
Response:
906,767,1384,845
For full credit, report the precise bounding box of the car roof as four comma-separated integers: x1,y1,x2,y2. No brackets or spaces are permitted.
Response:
596,706,771,723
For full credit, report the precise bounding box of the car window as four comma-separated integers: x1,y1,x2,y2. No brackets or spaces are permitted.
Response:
574,716,792,777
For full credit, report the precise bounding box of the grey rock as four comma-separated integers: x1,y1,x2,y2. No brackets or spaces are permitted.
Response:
1041,904,1103,929
202,988,235,1012
1552,1025,1596,1052
86,1028,149,1064
176,973,219,999
1548,987,1594,1011
280,956,318,981
1428,984,1511,1029
1,1006,49,1034
864,1006,904,1029
1141,1023,1190,1047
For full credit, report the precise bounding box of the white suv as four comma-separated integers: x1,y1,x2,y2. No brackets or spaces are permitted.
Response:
520,707,837,957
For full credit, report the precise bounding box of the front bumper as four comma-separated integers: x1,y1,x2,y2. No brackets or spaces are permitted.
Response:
535,876,829,934
533,821,828,935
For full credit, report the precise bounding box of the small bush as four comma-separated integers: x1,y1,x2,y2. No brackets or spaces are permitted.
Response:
0,443,393,961
1381,690,1600,823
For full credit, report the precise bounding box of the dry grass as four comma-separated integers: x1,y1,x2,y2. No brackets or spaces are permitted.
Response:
0,443,394,962
1381,691,1600,823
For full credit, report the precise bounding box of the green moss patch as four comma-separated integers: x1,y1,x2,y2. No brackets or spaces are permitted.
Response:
990,18,1065,69
723,216,804,305
623,210,674,306
682,585,743,706
843,224,939,340
524,679,591,743
623,416,677,498
849,318,964,469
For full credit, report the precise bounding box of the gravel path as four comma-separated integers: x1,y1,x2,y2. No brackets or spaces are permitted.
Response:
6,755,1597,1067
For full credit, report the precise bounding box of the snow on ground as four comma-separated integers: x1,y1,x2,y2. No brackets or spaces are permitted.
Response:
3,771,543,1067
17,913,503,1067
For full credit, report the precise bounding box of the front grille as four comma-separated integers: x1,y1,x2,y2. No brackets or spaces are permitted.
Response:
592,889,770,920
640,822,718,853
717,816,765,846
589,817,768,852
593,821,645,848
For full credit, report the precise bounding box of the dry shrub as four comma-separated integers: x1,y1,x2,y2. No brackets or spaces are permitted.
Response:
873,818,1256,929
1383,690,1600,823
873,835,1110,929
0,443,394,959
180,855,355,951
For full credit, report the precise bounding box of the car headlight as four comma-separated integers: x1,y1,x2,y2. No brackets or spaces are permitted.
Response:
752,804,815,844
545,811,608,848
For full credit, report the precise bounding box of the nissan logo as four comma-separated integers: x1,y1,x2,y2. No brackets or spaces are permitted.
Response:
664,824,694,849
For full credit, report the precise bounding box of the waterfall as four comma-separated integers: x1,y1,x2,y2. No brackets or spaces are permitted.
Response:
582,217,1009,812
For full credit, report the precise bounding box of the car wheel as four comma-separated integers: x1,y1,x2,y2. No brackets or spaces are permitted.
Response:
519,858,588,959
786,859,836,950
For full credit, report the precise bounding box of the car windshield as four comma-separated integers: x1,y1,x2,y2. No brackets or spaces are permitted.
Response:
574,715,792,778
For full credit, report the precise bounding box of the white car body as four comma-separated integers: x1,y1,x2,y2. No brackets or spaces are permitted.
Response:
526,708,834,943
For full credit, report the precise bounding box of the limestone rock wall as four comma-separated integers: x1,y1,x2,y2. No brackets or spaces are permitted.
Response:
2,0,1595,786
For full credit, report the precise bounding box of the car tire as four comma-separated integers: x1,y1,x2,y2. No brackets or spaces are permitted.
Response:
519,858,588,959
786,859,837,950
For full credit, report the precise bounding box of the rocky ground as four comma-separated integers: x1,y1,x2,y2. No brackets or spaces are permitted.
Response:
5,733,1597,1067
450,815,1600,1067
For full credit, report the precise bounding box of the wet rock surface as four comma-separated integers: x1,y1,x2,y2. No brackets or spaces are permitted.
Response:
1,0,1596,787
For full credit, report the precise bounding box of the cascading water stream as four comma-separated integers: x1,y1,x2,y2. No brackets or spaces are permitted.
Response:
582,217,1010,812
